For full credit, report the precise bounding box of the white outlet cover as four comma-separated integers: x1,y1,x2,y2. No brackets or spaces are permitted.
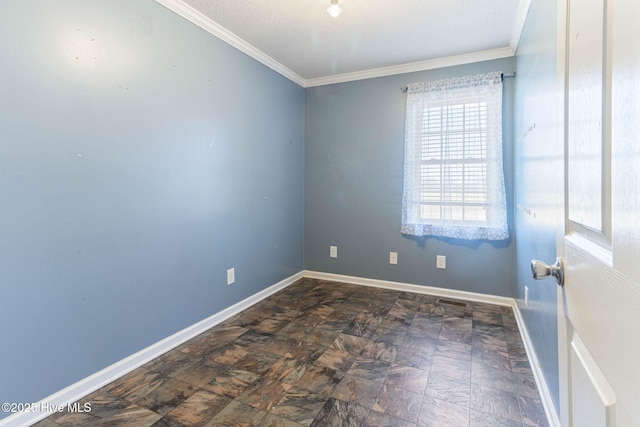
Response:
390,252,398,265
227,268,235,285
330,246,337,258
436,255,446,269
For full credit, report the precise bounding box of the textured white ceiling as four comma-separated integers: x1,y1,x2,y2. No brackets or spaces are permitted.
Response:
160,0,526,85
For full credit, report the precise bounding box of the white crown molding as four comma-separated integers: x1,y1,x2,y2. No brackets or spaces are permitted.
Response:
510,0,533,53
303,47,515,88
153,0,306,87
154,1,519,89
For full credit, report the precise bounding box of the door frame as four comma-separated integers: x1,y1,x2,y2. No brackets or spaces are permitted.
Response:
555,0,570,425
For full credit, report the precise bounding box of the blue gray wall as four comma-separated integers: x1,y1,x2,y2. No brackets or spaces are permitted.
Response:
304,58,516,297
0,0,303,412
514,0,562,414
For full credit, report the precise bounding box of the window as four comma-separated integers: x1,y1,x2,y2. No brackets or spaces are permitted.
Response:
401,72,508,240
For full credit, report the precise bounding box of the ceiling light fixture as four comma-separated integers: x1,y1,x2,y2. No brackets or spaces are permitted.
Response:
327,0,343,17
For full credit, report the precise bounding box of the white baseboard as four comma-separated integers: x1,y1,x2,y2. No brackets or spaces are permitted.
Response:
512,302,561,427
2,270,557,427
0,271,304,427
303,270,514,307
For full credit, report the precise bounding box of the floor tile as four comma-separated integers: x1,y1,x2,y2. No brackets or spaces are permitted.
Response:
236,376,292,411
402,334,439,355
383,364,430,393
264,355,309,384
233,350,280,376
30,419,62,427
205,400,267,426
378,311,414,331
145,348,193,375
163,389,231,426
95,404,163,426
519,395,549,427
359,339,397,362
439,317,473,345
252,318,291,335
331,374,382,408
473,310,504,325
470,383,521,422
406,316,442,340
316,317,353,333
283,341,327,365
309,398,368,427
133,377,198,416
47,412,101,426
435,340,472,362
370,326,407,346
470,409,523,426
424,373,470,407
315,346,355,371
233,330,274,349
362,410,417,427
471,359,516,393
294,364,345,396
210,343,249,365
301,328,341,348
418,396,470,427
74,389,130,417
514,372,540,399
276,322,315,342
167,357,226,388
473,322,507,339
372,384,422,423
417,302,447,317
510,354,535,377
258,413,307,427
472,332,509,354
203,366,260,398
342,311,380,338
394,345,434,370
328,334,368,355
270,386,327,426
201,324,249,346
105,368,165,402
430,354,471,381
346,358,391,382
296,313,329,329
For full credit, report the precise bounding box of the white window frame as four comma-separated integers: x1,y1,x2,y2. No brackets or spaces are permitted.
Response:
401,72,508,241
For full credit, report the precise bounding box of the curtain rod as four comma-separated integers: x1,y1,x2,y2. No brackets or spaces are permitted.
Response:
400,72,516,93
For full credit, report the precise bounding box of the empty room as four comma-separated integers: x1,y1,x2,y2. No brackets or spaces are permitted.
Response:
1,0,639,426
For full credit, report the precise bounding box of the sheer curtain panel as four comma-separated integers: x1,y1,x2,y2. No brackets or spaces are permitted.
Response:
401,72,508,240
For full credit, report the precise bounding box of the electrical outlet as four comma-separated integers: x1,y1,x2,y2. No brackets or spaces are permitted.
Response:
330,246,338,258
227,268,235,285
389,251,398,265
525,286,529,308
436,255,446,269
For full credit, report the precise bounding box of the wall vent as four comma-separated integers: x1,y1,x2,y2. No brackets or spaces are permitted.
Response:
437,298,468,308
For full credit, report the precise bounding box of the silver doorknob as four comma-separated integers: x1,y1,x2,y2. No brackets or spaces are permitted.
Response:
530,257,565,286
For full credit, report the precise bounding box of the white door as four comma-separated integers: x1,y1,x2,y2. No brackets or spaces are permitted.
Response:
555,0,640,426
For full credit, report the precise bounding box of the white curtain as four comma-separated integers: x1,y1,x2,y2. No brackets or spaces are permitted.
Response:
401,72,508,240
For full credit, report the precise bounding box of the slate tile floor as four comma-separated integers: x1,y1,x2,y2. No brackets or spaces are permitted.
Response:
34,278,548,427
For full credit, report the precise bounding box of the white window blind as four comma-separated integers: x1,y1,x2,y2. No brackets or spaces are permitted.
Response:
401,72,508,240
